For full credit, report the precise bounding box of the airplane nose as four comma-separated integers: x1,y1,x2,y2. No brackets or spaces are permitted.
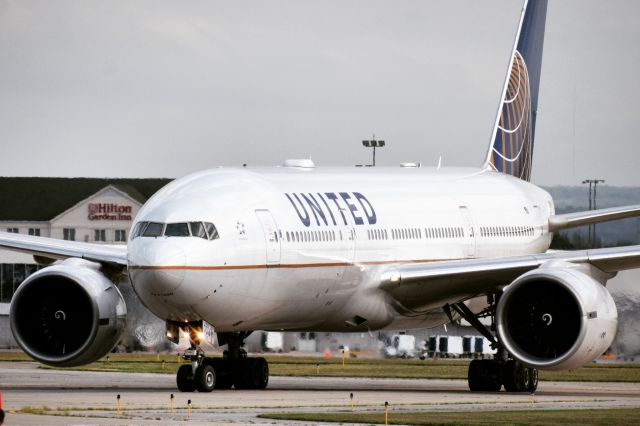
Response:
133,241,187,294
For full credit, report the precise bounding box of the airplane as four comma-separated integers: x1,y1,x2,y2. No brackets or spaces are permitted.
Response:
3,0,640,393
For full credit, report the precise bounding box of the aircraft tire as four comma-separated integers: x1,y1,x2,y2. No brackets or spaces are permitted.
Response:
527,367,539,392
233,359,254,389
207,358,233,389
503,360,520,392
468,359,502,392
251,357,269,389
177,365,196,392
195,364,216,392
503,360,538,392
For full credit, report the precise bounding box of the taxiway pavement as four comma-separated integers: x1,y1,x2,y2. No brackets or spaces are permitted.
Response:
1,361,640,425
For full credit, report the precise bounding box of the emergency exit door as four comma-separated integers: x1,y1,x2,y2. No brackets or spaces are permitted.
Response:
255,210,281,264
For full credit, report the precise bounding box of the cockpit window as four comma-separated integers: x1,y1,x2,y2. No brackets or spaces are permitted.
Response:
190,222,207,239
165,223,190,237
205,222,219,240
133,220,219,240
143,222,164,237
132,221,148,238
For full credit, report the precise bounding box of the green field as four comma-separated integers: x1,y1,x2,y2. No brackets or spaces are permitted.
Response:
259,408,640,425
1,352,639,382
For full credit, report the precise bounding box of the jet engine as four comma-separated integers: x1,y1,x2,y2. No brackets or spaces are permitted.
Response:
496,264,617,371
10,258,126,367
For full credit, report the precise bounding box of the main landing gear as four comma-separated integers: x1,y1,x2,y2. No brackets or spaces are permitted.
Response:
444,296,538,393
467,358,538,392
171,323,269,392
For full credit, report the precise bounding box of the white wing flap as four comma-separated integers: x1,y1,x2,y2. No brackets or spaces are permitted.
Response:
0,231,127,266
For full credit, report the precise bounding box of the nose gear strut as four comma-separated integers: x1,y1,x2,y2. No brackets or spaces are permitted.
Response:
170,321,269,392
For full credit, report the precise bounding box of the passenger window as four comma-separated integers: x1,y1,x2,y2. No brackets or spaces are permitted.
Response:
205,222,219,240
165,223,190,237
190,222,207,239
143,222,163,237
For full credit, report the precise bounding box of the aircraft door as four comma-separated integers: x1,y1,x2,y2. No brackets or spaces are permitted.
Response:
458,206,476,258
346,227,356,261
342,207,356,262
255,209,281,264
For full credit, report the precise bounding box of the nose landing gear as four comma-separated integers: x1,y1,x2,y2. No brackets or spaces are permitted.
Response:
170,322,269,392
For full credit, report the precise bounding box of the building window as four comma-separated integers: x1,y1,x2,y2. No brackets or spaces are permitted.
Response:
28,228,40,236
115,229,126,242
0,264,12,302
63,228,76,241
6,228,18,233
94,229,106,242
1,263,40,303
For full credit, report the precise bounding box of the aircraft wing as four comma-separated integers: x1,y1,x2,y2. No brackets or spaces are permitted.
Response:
548,204,640,231
0,231,127,266
379,245,640,313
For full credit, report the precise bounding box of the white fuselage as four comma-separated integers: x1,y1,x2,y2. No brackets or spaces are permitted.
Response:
127,166,554,332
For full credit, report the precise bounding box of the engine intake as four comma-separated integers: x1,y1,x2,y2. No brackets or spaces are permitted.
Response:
10,259,126,367
496,265,617,371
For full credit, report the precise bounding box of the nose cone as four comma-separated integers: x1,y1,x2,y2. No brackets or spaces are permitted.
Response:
130,241,187,295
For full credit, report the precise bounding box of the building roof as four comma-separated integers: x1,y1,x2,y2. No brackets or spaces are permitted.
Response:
0,177,172,221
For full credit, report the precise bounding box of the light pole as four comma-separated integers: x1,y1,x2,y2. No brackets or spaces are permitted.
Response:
362,135,385,166
582,179,605,247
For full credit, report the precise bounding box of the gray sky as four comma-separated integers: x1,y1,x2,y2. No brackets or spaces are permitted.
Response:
1,0,639,186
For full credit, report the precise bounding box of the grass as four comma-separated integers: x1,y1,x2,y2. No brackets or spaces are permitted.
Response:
2,351,640,382
259,408,640,425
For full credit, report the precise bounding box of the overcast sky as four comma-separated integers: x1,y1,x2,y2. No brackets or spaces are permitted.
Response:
1,0,639,186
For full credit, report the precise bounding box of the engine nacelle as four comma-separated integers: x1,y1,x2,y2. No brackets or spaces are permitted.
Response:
10,258,127,367
496,265,617,371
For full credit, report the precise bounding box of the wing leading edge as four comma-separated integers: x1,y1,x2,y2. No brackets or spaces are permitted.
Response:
548,204,640,232
0,231,127,266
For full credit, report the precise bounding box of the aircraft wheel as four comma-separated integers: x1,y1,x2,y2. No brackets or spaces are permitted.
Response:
195,364,216,392
251,357,269,389
503,360,538,392
503,360,520,392
527,367,539,392
177,365,196,392
468,359,502,392
215,374,234,389
209,358,234,389
233,358,254,389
